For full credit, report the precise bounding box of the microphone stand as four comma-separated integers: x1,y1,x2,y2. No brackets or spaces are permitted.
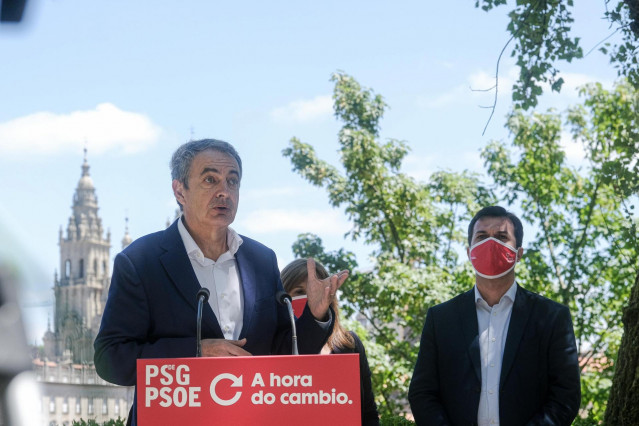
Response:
196,288,210,357
276,291,298,355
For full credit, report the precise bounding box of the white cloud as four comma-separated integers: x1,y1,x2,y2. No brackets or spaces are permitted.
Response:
270,95,333,123
542,72,614,101
419,67,615,112
559,131,588,167
419,68,516,109
239,208,350,235
0,103,162,155
403,154,437,181
403,150,485,181
468,68,517,94
419,85,465,109
436,60,455,70
466,69,611,103
242,186,304,201
459,150,485,173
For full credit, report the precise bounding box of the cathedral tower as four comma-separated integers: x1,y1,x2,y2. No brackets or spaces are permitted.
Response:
44,149,111,363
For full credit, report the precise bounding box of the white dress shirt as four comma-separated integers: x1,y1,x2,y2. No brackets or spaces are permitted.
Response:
177,217,244,340
475,281,517,426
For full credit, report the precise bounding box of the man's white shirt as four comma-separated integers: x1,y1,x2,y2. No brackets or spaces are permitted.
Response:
178,217,244,340
475,281,517,426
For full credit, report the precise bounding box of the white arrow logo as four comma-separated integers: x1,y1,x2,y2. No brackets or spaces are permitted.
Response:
209,373,243,406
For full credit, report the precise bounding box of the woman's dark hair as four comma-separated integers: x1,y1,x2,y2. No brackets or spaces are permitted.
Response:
281,259,354,351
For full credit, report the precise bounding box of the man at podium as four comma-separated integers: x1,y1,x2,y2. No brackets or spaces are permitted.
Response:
94,139,347,426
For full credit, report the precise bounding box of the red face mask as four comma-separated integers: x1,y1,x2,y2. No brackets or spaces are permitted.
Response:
469,237,518,279
291,295,307,318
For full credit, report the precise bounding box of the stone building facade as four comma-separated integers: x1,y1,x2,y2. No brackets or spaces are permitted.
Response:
34,150,134,425
43,150,112,364
33,359,134,426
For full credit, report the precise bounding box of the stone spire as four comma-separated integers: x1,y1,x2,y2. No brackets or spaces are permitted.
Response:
47,148,112,364
121,216,133,249
66,148,103,241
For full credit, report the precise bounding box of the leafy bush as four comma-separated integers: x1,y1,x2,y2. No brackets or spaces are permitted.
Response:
380,413,415,426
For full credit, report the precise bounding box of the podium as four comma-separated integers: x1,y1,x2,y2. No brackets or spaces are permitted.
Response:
137,354,361,425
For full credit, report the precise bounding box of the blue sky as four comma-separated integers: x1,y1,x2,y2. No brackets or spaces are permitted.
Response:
0,0,619,343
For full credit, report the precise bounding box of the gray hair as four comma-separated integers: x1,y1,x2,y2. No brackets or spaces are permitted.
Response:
170,139,243,189
170,139,243,210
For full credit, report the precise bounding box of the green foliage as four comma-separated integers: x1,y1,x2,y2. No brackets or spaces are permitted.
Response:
292,233,357,274
379,413,416,425
283,72,494,416
481,82,639,420
477,1,639,419
567,81,639,425
71,418,125,426
568,81,639,199
429,170,496,269
603,1,639,88
285,72,638,421
474,0,639,109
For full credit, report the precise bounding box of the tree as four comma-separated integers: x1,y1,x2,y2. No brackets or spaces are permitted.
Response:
482,115,630,422
605,274,639,424
480,80,639,422
283,72,494,415
291,233,357,275
475,0,639,110
477,2,639,421
566,81,639,425
284,72,638,421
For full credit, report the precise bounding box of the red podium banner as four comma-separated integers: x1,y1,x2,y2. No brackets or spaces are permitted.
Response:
137,354,361,425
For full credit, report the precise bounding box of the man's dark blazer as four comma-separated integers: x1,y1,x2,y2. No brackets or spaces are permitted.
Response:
94,220,332,425
408,285,581,426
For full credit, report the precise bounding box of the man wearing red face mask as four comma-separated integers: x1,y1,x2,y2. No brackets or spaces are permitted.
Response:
408,206,581,426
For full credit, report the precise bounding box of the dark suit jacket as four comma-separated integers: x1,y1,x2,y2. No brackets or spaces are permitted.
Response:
94,220,332,424
408,285,581,426
332,331,380,426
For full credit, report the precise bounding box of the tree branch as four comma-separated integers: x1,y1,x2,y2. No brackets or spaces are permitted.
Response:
526,141,568,300
443,205,458,269
481,0,543,135
358,309,413,361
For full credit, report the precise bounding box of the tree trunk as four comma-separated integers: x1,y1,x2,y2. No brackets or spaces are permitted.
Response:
604,272,639,425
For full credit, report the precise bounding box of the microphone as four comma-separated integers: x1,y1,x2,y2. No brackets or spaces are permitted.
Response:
276,290,298,355
196,288,210,357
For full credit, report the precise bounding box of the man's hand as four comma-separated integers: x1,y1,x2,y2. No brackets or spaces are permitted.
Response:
305,258,349,321
201,338,252,357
